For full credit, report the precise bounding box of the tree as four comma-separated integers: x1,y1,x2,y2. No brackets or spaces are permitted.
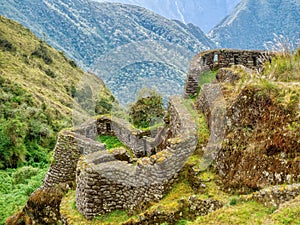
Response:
128,88,164,129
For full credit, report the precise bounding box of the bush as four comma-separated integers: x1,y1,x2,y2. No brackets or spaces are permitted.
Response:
95,98,113,114
45,68,56,78
12,166,39,184
0,166,48,224
0,78,60,168
0,37,16,51
129,88,164,129
31,43,53,64
68,60,77,68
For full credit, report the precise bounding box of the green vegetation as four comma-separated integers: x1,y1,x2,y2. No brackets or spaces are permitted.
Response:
262,48,300,82
197,70,217,96
129,88,165,129
265,196,300,225
0,77,58,169
0,16,117,223
97,135,125,149
183,99,209,150
193,201,274,225
0,16,116,168
0,166,48,224
60,190,135,225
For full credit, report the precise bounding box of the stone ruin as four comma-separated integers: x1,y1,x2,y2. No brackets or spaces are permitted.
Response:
43,96,198,219
36,49,299,224
184,49,273,98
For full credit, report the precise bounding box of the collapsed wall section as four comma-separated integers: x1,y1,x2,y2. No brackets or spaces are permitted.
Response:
76,96,198,219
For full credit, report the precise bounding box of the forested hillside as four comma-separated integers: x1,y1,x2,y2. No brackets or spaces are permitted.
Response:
0,16,116,223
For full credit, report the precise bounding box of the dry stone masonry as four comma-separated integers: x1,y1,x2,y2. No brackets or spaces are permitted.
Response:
42,96,198,220
44,129,106,187
76,96,198,219
243,184,300,208
184,49,273,98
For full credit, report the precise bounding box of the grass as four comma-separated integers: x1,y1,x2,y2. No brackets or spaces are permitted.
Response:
183,99,209,149
192,201,274,225
149,180,195,213
0,15,117,222
0,15,117,167
60,190,135,225
197,70,217,96
263,196,300,225
137,122,164,132
262,48,300,82
97,135,125,150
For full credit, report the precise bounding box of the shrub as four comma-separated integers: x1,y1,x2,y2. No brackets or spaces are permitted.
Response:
68,60,77,68
31,43,53,64
129,88,164,129
12,166,39,184
95,98,113,114
45,68,56,78
0,37,16,51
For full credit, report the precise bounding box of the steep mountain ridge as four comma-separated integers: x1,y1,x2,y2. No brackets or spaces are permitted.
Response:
209,0,300,49
0,15,116,167
0,0,215,105
94,0,241,33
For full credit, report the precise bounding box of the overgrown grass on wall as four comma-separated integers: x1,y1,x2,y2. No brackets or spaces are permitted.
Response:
263,48,300,82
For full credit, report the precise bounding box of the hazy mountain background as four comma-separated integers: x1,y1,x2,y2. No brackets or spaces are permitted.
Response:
0,0,215,105
93,0,241,33
1,0,299,104
209,0,300,49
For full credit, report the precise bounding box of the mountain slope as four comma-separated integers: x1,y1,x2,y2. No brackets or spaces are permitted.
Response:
0,15,116,168
209,0,300,50
0,0,215,105
94,0,241,33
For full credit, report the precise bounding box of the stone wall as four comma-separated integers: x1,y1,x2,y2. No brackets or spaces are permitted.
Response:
43,129,106,187
43,115,166,188
75,96,198,219
97,116,167,158
243,184,300,208
184,49,272,97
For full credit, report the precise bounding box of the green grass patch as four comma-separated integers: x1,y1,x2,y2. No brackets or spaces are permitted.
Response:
197,70,217,95
137,122,164,132
193,201,274,225
265,196,300,225
148,180,194,213
95,210,132,224
97,135,125,149
60,191,136,225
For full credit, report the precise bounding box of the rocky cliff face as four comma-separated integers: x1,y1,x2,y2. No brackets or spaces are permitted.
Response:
0,0,215,105
209,0,300,49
